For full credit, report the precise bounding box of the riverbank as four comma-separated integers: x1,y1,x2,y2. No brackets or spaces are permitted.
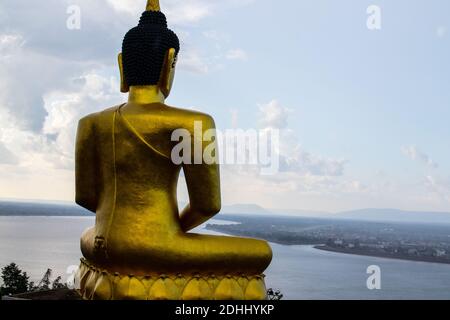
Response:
204,225,322,246
315,245,450,265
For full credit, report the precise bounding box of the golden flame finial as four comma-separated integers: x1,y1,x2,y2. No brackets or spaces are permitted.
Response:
146,0,160,11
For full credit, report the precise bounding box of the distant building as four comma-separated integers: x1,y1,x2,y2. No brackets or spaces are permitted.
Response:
434,249,446,257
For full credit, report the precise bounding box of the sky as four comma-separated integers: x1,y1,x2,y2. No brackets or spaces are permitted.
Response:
0,0,449,213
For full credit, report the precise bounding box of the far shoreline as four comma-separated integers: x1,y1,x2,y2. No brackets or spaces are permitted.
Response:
314,245,450,265
204,225,450,266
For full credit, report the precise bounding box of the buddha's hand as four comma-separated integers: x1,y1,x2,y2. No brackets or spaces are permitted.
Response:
179,204,219,232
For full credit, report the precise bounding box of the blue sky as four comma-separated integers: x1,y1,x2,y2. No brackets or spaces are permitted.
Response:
0,0,449,213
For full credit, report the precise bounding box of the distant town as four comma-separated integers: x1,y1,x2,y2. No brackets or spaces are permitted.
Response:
206,215,450,264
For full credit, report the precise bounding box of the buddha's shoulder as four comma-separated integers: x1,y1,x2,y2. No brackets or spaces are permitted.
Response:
78,105,123,126
163,105,216,129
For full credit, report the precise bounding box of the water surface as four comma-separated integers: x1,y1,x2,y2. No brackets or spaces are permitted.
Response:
1,216,449,299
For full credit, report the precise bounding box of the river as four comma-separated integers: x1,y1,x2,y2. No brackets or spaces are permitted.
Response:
0,216,449,299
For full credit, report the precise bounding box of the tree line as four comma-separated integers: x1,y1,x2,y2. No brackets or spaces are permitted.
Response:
1,262,283,299
0,263,67,296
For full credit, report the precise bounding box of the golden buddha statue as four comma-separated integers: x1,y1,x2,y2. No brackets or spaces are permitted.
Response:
75,0,272,300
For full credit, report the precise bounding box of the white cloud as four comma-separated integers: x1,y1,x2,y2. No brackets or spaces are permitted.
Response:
106,0,143,15
401,145,438,169
215,100,353,210
42,72,122,168
279,146,348,176
0,70,122,201
0,28,105,132
177,47,210,74
258,100,290,129
226,49,248,61
0,34,25,57
166,1,212,25
256,100,347,177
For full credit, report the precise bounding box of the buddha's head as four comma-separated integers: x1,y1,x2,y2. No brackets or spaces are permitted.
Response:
118,0,180,98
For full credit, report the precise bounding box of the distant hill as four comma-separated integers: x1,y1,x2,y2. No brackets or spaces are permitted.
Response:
221,204,271,215
2,200,450,225
272,209,330,217
334,208,450,224
0,201,272,217
220,204,329,217
0,201,92,216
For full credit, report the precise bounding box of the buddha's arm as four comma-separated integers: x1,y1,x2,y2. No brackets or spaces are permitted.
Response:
75,116,99,213
179,116,221,232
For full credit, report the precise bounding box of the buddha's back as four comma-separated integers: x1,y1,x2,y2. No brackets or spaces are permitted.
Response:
95,103,198,235
77,103,242,271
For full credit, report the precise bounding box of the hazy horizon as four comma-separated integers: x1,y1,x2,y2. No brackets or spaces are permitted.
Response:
2,197,450,218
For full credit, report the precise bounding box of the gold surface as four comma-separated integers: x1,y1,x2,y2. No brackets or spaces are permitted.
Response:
75,0,272,300
77,259,267,300
146,0,160,12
